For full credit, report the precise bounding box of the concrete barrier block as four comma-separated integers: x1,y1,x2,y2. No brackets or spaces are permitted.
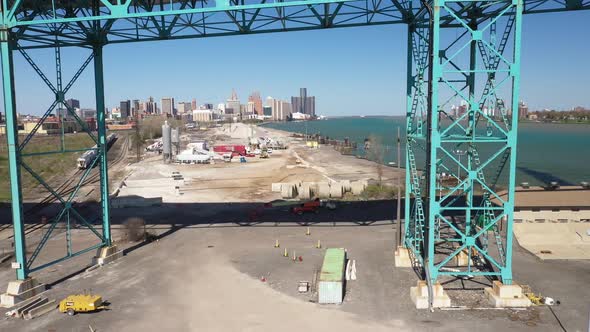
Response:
1,278,46,308
271,183,282,192
24,299,56,320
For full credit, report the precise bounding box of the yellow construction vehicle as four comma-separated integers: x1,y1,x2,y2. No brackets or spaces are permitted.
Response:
59,294,107,316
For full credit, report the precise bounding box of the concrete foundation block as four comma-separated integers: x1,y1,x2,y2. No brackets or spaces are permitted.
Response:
410,281,451,309
394,246,412,267
0,278,46,308
485,281,531,308
94,245,123,266
24,299,57,320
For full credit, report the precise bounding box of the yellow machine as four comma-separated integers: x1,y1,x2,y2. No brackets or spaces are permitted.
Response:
59,294,107,316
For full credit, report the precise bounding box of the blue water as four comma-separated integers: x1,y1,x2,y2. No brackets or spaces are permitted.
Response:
262,117,590,186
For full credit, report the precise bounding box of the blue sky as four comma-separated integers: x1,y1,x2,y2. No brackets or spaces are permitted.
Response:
1,12,589,117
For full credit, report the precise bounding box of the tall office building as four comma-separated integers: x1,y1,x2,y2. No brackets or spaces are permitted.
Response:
161,97,175,115
132,99,140,116
66,98,80,110
120,100,131,119
177,102,192,114
267,96,292,121
146,96,157,114
248,91,263,115
191,98,197,111
225,89,240,116
291,88,316,117
57,98,80,119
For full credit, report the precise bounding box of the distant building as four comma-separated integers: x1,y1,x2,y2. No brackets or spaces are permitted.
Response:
193,110,213,123
177,102,192,115
267,97,292,121
62,99,80,119
146,96,157,114
79,108,96,119
191,98,197,111
247,101,255,114
120,100,131,119
263,106,272,117
518,101,528,120
226,89,240,116
111,107,121,119
291,112,309,120
66,98,80,110
291,88,315,117
201,103,214,110
161,97,175,116
248,92,263,115
132,99,140,116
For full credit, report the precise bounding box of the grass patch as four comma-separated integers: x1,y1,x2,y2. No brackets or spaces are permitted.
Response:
0,133,95,202
361,184,400,200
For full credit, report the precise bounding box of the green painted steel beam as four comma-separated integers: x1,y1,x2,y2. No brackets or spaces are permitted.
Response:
94,44,112,246
0,40,28,280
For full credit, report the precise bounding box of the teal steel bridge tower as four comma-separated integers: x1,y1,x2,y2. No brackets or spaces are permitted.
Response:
0,0,588,285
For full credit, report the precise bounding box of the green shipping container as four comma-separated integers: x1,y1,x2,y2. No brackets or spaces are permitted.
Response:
318,248,346,304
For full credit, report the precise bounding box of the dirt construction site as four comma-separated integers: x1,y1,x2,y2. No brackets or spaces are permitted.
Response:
0,123,589,331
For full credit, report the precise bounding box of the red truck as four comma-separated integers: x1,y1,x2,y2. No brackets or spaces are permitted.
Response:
291,199,321,215
213,145,247,157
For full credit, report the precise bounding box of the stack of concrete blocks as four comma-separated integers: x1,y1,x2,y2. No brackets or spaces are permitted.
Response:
298,182,318,200
317,182,331,198
11,297,57,320
0,278,46,308
485,281,532,307
271,183,282,193
280,183,298,198
410,280,451,309
350,180,368,195
271,179,369,199
329,182,344,198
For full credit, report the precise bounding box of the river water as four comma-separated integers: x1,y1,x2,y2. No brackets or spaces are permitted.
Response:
263,117,590,186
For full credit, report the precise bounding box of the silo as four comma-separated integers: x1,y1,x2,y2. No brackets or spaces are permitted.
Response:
171,128,179,155
162,121,172,161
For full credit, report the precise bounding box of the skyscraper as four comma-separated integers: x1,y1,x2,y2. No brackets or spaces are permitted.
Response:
248,91,263,115
66,98,80,110
291,88,316,117
225,89,240,116
161,97,175,115
267,96,292,121
132,99,140,116
177,102,192,114
146,96,157,114
120,100,131,119
191,98,197,111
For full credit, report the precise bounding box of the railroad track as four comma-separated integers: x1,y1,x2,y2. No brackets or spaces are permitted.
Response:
2,135,130,239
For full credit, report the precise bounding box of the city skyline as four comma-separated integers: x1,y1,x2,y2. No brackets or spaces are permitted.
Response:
0,14,588,116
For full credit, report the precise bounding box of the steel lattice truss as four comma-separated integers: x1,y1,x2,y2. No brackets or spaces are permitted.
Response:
0,0,588,282
405,0,524,284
